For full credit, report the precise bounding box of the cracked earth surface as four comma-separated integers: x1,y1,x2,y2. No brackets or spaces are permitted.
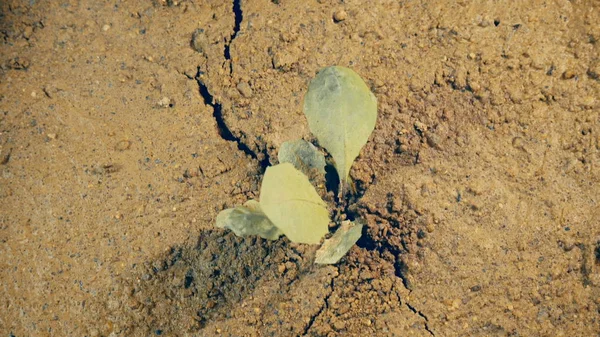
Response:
1,0,599,336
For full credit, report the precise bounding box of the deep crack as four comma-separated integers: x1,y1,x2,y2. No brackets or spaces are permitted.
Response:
224,0,243,74
394,258,412,290
195,67,258,161
193,0,272,171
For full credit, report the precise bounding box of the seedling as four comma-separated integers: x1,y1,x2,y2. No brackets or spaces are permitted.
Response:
216,66,377,264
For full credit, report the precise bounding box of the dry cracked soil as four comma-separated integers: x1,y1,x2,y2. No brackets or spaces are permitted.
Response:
1,0,599,336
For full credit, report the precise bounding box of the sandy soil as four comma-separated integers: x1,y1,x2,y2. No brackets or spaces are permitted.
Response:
1,0,599,336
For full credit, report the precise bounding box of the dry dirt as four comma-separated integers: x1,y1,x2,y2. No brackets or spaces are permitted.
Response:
1,0,599,336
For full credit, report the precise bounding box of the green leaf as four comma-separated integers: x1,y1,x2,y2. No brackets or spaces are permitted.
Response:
315,220,363,264
260,163,330,244
303,66,377,185
278,139,326,177
216,200,282,240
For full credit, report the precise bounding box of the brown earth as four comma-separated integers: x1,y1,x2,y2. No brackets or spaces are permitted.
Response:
1,0,599,336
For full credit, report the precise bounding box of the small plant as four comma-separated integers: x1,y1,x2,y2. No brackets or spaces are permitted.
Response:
216,66,377,264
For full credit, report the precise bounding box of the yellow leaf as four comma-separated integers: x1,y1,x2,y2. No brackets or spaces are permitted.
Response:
260,163,330,244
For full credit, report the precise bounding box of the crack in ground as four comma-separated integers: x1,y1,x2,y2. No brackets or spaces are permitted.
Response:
192,1,271,171
224,0,243,74
302,270,338,335
351,204,434,335
353,208,415,291
393,257,412,290
405,301,435,336
195,67,259,161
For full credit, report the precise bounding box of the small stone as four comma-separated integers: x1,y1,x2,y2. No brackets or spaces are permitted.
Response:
1,149,11,165
102,24,111,32
426,133,442,149
236,82,253,98
23,26,34,39
470,285,481,292
426,223,435,233
414,121,427,133
562,70,576,79
479,16,491,27
587,62,600,80
47,133,57,140
272,50,299,70
333,320,346,331
157,97,171,108
191,28,207,54
114,140,132,151
468,80,481,93
581,96,595,108
277,264,286,274
333,10,347,22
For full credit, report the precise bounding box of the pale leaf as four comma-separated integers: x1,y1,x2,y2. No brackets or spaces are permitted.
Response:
303,66,377,185
260,163,330,244
315,220,363,264
278,139,326,177
216,199,282,240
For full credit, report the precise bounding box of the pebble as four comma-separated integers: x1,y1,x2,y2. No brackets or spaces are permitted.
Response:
157,97,171,108
236,82,253,98
333,10,347,22
23,26,34,39
581,96,595,108
102,24,111,32
333,320,346,330
414,121,427,133
426,133,442,149
470,285,481,292
479,17,491,27
191,28,207,54
562,70,576,79
272,51,297,70
115,140,132,151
